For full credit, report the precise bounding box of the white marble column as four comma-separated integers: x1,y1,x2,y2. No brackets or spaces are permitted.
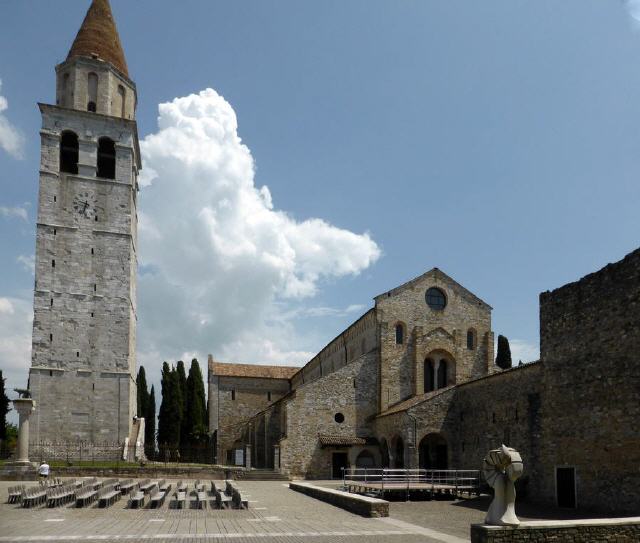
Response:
13,398,36,464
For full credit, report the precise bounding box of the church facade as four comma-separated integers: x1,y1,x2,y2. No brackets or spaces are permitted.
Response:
209,249,640,515
28,0,140,446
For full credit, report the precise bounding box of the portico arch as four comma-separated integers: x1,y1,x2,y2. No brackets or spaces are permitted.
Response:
390,435,405,469
419,433,449,469
379,438,390,468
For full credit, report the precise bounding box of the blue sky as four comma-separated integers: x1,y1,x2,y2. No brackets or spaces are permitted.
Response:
1,0,639,413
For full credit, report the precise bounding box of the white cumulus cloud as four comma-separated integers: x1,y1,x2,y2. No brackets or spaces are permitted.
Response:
0,296,32,424
0,205,28,221
624,0,640,26
0,79,25,159
16,254,35,275
138,88,380,371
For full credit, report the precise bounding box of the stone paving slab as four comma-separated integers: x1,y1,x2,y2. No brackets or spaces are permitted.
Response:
0,479,465,543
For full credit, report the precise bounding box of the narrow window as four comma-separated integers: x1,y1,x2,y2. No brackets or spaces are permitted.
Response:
94,284,97,292
492,412,496,423
395,323,404,344
231,390,236,401
97,137,116,179
49,370,53,376
91,248,94,255
53,196,57,203
118,85,126,118
53,228,56,235
51,259,55,268
76,351,80,358
467,329,475,350
61,73,69,107
87,72,98,112
95,215,98,222
91,312,94,317
556,467,577,508
50,298,53,307
267,391,272,402
437,360,447,389
49,333,53,342
424,358,435,392
60,131,79,174
92,383,95,391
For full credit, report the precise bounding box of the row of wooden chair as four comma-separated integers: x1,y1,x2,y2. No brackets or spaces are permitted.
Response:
46,483,77,508
22,486,47,508
7,485,25,504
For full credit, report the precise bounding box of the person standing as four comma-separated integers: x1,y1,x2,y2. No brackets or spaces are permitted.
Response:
38,461,50,480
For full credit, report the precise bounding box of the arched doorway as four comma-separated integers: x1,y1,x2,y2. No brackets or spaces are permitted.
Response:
379,438,390,468
391,436,405,469
419,433,448,470
355,450,375,469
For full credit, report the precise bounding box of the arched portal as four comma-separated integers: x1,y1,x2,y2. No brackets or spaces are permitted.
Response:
355,450,375,469
419,433,448,470
379,438,390,468
391,435,404,469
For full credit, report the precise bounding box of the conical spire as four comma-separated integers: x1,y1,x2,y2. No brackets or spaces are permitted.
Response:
67,0,129,77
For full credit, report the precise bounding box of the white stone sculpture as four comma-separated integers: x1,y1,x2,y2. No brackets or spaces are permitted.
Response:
482,444,523,526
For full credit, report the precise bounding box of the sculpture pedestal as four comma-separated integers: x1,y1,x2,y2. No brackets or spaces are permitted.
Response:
0,397,38,480
0,461,38,481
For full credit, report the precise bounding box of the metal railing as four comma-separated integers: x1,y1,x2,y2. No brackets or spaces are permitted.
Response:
342,468,480,496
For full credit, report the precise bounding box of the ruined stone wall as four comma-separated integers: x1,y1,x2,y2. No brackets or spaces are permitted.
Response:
376,269,494,412
537,248,640,514
280,351,379,478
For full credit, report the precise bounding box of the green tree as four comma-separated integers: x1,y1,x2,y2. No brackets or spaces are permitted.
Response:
496,335,513,369
185,358,208,446
136,366,149,418
145,385,156,458
0,370,10,441
158,362,181,448
176,360,188,448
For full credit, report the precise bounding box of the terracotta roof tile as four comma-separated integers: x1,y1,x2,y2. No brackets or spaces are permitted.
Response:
67,0,129,77
318,434,366,447
209,361,299,380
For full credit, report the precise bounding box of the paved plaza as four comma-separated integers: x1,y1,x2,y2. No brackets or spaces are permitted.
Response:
0,478,594,543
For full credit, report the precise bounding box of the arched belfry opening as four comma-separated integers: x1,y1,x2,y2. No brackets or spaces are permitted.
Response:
60,131,79,174
97,137,116,179
87,72,98,112
424,351,455,392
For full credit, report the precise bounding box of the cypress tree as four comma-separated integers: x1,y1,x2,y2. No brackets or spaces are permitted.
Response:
176,360,188,448
136,366,149,418
0,370,10,441
158,362,181,447
496,335,513,369
145,385,156,458
185,359,207,445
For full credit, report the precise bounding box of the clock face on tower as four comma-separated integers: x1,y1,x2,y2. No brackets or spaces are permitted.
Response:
72,191,97,220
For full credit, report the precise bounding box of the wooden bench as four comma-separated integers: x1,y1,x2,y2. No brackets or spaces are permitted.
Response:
194,490,207,510
214,489,232,509
7,485,25,504
139,479,156,494
232,488,249,510
128,486,145,509
97,485,121,508
119,479,136,494
174,490,187,509
149,487,167,509
22,487,47,508
76,487,97,508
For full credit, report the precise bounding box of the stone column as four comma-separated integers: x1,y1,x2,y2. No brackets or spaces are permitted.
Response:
13,398,36,464
245,444,252,469
273,445,280,472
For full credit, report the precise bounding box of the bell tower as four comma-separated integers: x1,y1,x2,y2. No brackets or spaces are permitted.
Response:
28,0,140,446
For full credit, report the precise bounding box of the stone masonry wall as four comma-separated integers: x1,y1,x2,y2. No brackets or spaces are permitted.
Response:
29,99,139,444
376,269,494,412
280,351,379,478
537,248,640,514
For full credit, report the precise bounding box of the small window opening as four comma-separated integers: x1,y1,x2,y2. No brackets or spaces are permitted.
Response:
49,370,53,377
76,351,80,358
50,298,53,307
231,390,236,401
93,284,97,292
51,259,55,268
467,329,476,350
118,85,126,118
395,323,404,345
92,383,95,391
91,312,94,317
53,228,57,235
60,131,79,174
515,408,519,421
91,248,94,255
49,333,53,342
492,412,496,423
87,72,98,112
353,378,357,388
97,137,116,179
53,196,57,203
267,391,272,402
334,412,345,423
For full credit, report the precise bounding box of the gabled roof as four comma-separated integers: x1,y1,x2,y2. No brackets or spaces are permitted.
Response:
67,0,129,77
208,358,299,380
374,267,492,309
